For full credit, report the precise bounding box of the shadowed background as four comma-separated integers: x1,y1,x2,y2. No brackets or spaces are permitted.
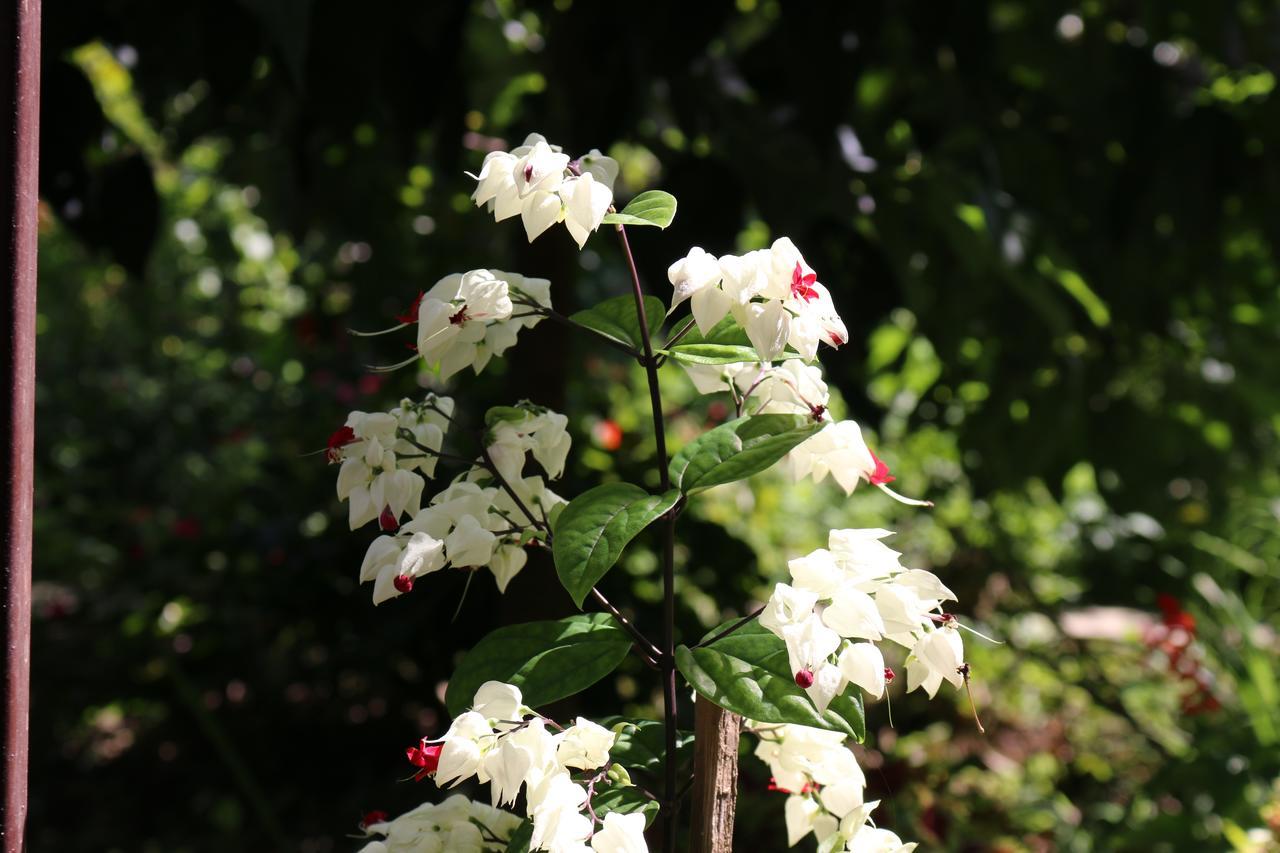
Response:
32,1,1280,851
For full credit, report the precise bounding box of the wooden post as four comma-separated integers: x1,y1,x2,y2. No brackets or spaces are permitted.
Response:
689,696,742,853
1,0,41,850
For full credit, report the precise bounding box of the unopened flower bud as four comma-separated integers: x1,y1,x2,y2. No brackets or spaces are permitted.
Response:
884,667,896,683
393,574,414,594
379,506,400,532
794,667,815,689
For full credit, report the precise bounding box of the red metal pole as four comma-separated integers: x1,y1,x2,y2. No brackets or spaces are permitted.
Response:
1,0,40,850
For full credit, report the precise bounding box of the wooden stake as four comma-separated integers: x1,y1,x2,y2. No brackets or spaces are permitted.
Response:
689,696,742,853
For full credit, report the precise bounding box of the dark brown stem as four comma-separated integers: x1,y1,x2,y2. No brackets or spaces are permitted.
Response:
616,223,680,853
693,605,766,649
592,587,661,667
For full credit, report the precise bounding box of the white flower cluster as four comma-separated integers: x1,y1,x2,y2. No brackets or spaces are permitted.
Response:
330,397,456,530
410,681,649,853
667,238,848,362
470,134,619,249
359,474,566,603
749,722,915,852
761,528,964,712
486,402,573,483
682,360,830,420
356,794,521,853
331,397,570,604
413,269,552,381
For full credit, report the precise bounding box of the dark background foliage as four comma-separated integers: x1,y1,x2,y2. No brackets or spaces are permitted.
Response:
32,1,1280,851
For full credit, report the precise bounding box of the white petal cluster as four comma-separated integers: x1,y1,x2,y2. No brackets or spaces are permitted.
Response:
356,793,522,853
666,238,848,362
359,472,567,604
749,722,916,852
486,402,573,483
332,401,456,531
415,269,551,380
760,528,963,711
785,419,931,506
682,360,830,419
470,133,618,249
414,682,647,853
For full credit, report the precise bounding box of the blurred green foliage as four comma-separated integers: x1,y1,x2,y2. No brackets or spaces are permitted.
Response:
32,1,1280,851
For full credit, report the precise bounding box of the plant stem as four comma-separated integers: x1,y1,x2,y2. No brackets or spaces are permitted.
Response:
512,297,642,358
616,223,680,853
592,587,661,667
692,604,766,649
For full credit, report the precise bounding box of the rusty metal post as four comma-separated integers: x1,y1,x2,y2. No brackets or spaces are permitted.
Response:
1,0,40,850
689,696,742,853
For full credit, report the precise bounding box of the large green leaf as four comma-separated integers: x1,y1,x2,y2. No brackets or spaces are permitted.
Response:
592,784,661,827
675,622,865,740
553,483,681,607
445,614,632,716
668,415,824,494
569,294,666,352
599,717,695,776
600,190,677,228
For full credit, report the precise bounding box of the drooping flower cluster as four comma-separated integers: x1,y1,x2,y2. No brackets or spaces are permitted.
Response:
667,239,848,362
760,528,965,712
329,397,455,530
355,794,522,853
749,722,915,852
330,396,569,603
407,681,649,853
470,134,619,249
408,269,552,380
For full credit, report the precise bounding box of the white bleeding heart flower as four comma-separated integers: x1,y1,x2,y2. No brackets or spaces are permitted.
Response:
590,811,648,853
785,420,931,506
837,643,887,699
555,717,616,771
472,681,526,723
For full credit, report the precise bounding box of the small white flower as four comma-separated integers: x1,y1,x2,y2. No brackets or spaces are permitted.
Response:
838,643,887,699
556,717,616,770
590,811,648,853
561,172,613,249
472,681,525,723
434,711,493,787
445,514,498,568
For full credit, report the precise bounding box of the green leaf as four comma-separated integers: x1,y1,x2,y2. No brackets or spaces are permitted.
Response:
445,614,633,716
661,343,767,365
569,294,667,352
592,784,661,827
504,819,533,853
668,415,825,494
600,190,677,228
553,484,681,608
664,315,801,364
599,717,695,776
675,622,865,739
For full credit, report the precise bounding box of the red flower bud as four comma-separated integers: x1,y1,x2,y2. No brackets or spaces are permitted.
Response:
360,810,389,830
883,667,896,683
393,574,414,594
794,667,815,689
379,506,400,532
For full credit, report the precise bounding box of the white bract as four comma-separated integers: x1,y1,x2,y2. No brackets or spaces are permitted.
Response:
665,238,849,362
469,134,619,249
